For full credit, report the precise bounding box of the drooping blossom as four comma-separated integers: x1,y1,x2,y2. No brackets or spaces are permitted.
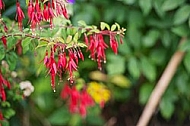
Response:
1,35,7,48
67,49,78,83
0,70,11,101
110,34,118,54
87,34,108,70
16,1,25,30
0,0,4,13
61,84,94,117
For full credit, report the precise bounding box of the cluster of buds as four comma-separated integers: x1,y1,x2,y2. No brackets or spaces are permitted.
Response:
61,84,94,117
0,70,11,101
1,0,73,30
43,43,84,91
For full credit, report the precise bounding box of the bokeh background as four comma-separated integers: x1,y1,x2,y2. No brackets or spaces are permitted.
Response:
2,0,190,126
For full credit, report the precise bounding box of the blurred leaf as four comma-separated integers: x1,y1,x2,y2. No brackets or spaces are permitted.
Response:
160,98,175,120
128,10,144,28
153,0,165,17
89,71,107,82
162,30,171,47
22,37,31,54
171,24,190,37
122,0,136,5
7,37,17,50
139,0,152,15
184,51,190,73
128,57,140,79
142,29,160,47
0,45,5,60
139,83,154,104
140,57,156,82
107,54,125,75
6,52,17,71
173,5,190,25
48,107,71,125
112,86,130,101
3,108,15,119
150,49,166,65
128,26,141,48
110,74,131,88
162,0,185,11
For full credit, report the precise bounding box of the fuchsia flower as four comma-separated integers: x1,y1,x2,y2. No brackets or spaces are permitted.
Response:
0,70,11,101
0,0,4,11
16,1,25,30
87,34,108,70
110,34,118,54
61,84,94,117
1,36,7,48
67,49,78,83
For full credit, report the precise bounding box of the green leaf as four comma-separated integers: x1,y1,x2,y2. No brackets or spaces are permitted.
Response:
111,24,117,31
139,83,154,104
73,32,79,42
6,52,17,71
3,108,15,119
128,57,140,79
48,107,71,125
21,37,31,54
66,35,72,43
173,5,190,25
100,22,110,30
0,45,5,60
7,37,17,50
36,41,48,49
140,57,156,82
161,30,171,47
150,49,166,65
106,54,125,75
78,20,87,27
128,26,141,49
160,98,175,120
171,24,190,37
123,0,136,5
77,42,87,48
184,51,190,73
142,29,160,47
162,0,185,11
153,0,165,17
139,0,152,15
110,74,131,88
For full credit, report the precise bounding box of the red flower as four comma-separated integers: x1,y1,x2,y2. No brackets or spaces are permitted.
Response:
110,34,118,54
16,1,25,30
61,84,94,117
0,0,4,10
0,70,11,101
67,50,78,83
87,34,108,70
1,36,7,48
0,111,3,120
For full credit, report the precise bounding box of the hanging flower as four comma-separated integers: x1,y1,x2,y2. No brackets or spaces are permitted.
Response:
1,36,7,48
15,1,25,30
61,84,94,117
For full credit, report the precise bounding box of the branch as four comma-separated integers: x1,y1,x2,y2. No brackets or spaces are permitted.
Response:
136,38,186,126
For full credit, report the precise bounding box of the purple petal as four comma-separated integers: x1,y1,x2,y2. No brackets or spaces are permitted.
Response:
67,0,75,4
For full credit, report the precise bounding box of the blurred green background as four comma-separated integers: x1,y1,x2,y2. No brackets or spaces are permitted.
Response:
2,0,190,126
